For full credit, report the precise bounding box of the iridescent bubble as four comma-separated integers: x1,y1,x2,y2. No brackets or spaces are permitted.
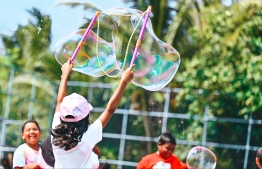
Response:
186,146,217,169
55,29,120,77
55,8,180,91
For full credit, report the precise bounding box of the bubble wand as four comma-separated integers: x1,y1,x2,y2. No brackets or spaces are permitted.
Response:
130,6,152,66
70,11,101,64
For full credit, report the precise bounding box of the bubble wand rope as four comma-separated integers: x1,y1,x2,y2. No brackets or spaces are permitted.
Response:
70,11,101,64
95,10,146,77
130,6,152,66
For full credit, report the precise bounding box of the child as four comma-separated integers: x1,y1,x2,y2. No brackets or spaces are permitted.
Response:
37,135,54,169
136,132,187,169
13,120,41,169
50,59,134,168
256,148,262,169
37,135,101,169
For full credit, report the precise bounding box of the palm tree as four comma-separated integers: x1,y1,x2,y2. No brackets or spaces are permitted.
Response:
0,8,59,124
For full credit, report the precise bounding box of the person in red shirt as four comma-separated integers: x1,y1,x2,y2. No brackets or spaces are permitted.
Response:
256,148,262,169
136,132,187,169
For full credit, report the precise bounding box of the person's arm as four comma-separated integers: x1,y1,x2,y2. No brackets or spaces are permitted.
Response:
92,145,101,156
13,146,26,169
180,162,188,169
98,65,134,128
13,150,41,169
136,158,146,169
55,59,73,113
23,163,42,169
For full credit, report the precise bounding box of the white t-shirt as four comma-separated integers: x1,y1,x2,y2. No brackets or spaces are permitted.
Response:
38,142,99,169
37,148,53,169
13,143,39,168
91,151,100,169
52,113,102,168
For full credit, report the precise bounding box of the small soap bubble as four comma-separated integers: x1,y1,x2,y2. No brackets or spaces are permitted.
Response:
187,146,217,169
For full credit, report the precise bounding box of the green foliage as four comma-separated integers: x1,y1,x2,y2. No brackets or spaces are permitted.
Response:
5,124,21,147
98,138,120,160
177,0,262,116
175,1,262,168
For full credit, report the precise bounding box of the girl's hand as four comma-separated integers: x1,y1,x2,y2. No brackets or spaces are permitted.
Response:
61,59,73,78
121,64,135,84
23,163,41,169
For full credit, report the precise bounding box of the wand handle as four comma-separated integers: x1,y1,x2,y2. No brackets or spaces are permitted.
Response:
130,6,152,66
70,11,100,64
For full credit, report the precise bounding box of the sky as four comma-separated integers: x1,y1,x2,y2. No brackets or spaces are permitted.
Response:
0,0,131,51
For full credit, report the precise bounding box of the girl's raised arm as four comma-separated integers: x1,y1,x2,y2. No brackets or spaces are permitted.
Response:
55,59,73,113
98,65,134,128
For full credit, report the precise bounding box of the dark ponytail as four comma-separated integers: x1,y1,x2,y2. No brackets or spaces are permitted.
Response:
51,115,90,151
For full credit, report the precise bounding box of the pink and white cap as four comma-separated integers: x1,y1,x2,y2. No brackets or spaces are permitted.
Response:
60,93,93,122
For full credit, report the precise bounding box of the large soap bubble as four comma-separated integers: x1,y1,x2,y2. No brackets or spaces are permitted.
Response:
55,29,120,77
186,146,217,169
55,7,180,91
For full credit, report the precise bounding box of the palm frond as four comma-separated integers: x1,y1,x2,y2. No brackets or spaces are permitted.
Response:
56,2,101,11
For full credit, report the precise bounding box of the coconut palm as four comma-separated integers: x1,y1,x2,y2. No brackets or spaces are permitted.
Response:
0,8,59,125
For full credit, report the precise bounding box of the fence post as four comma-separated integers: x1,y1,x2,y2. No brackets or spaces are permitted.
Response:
243,113,253,169
28,77,37,119
202,104,209,146
161,88,171,133
5,68,15,119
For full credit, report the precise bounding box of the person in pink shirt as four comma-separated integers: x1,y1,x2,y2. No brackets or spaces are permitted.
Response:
13,120,41,169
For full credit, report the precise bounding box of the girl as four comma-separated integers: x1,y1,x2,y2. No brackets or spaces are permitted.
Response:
13,120,41,169
50,59,134,168
37,135,101,169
